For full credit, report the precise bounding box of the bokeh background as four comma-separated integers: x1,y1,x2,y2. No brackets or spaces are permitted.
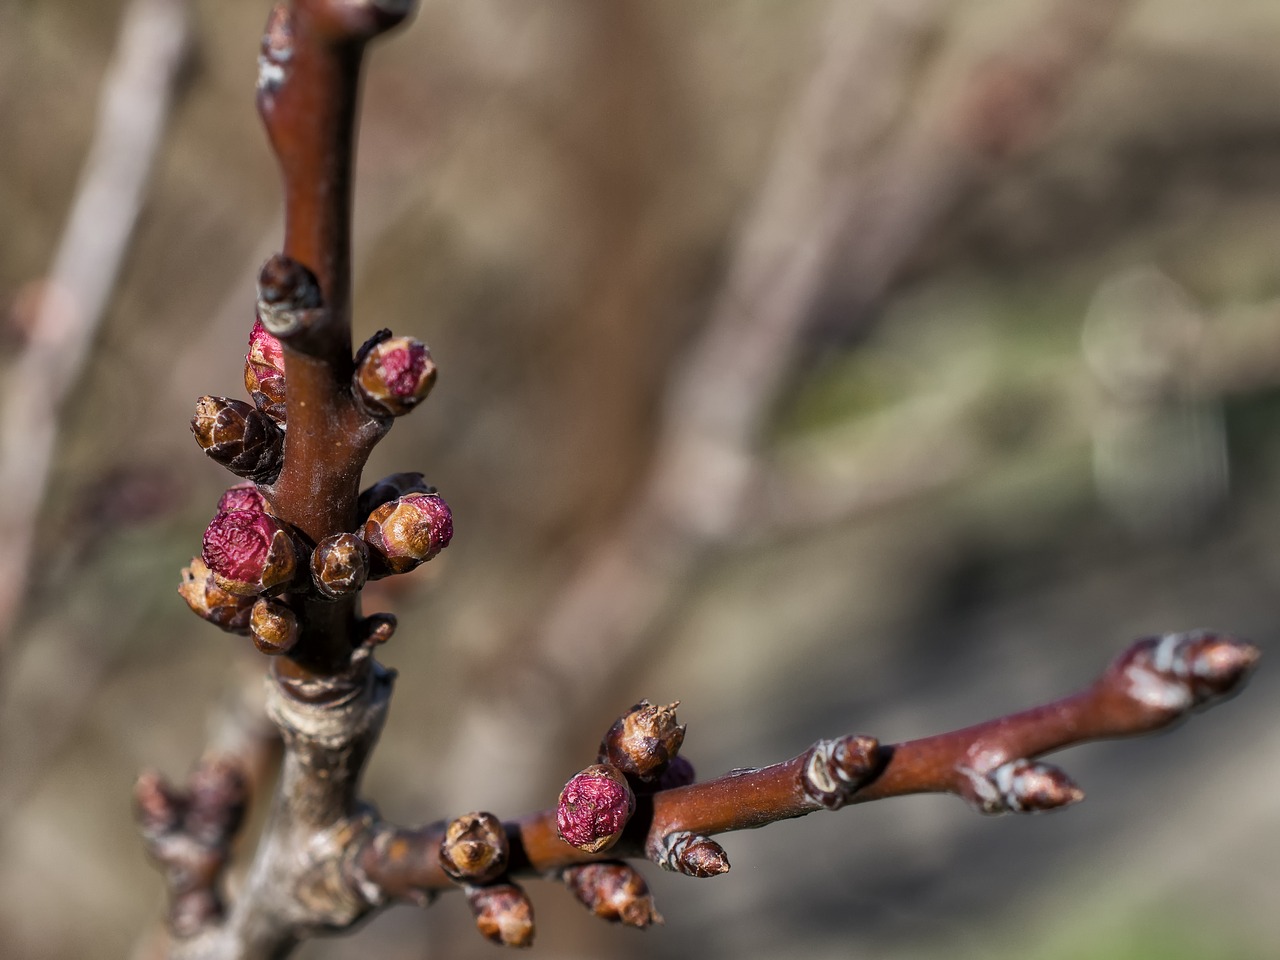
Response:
1,0,1278,957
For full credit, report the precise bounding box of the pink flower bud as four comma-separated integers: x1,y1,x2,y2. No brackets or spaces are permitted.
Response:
245,320,286,422
556,763,635,854
201,505,297,596
216,483,268,515
354,334,437,417
360,492,452,575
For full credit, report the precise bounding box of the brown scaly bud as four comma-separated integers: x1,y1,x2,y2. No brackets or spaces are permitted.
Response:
202,502,297,597
439,812,508,885
250,597,299,656
178,557,255,634
255,253,323,337
599,700,686,781
310,532,369,599
466,882,535,948
191,396,284,483
801,734,882,810
653,754,696,791
360,492,453,576
960,758,1084,815
184,756,248,846
358,612,397,647
133,770,185,839
650,831,730,878
244,319,287,423
357,471,434,519
556,763,635,854
1112,631,1260,720
353,332,437,417
562,862,663,928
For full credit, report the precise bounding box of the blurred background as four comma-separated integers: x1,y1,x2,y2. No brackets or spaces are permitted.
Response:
1,0,1278,957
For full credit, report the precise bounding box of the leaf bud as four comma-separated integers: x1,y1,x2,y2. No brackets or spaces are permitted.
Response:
310,532,369,599
178,557,254,634
963,758,1084,815
599,700,685,781
360,492,453,575
184,756,248,846
651,831,730,878
202,504,297,596
250,597,299,655
556,763,635,854
256,253,323,337
562,862,663,928
244,319,287,423
354,334,437,417
466,882,534,948
191,396,284,483
439,812,508,885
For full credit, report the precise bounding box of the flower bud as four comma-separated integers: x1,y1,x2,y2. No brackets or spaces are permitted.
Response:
250,597,299,655
179,557,254,634
245,319,286,423
466,882,534,948
310,533,369,599
356,472,434,519
354,334,437,417
599,700,685,780
556,763,635,854
360,492,453,575
192,396,284,483
562,862,663,928
216,482,268,514
651,831,729,878
202,505,297,596
439,812,508,884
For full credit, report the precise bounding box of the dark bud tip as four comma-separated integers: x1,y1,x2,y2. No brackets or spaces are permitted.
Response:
653,831,729,878
134,770,184,837
256,254,323,337
440,812,509,884
360,492,453,575
310,532,370,599
250,597,299,656
466,883,535,948
202,499,297,597
556,763,635,853
354,335,437,417
185,756,249,846
600,700,686,780
653,755,696,791
562,862,663,928
179,557,254,634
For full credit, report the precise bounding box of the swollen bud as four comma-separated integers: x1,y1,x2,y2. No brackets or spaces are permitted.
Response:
244,320,286,423
354,333,437,417
439,812,508,885
310,533,369,599
179,557,254,634
562,862,663,928
359,492,453,576
651,831,730,878
556,763,635,854
466,882,535,948
191,396,284,483
202,499,297,596
249,597,299,656
599,700,686,780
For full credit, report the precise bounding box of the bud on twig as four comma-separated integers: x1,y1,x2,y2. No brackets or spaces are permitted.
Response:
960,758,1084,815
599,701,686,781
357,471,433,519
359,612,397,647
216,482,268,514
202,498,298,596
1113,631,1260,718
439,812,508,885
556,764,635,854
310,532,369,599
184,756,249,846
353,332,437,417
562,862,663,928
801,734,882,810
465,882,535,948
650,831,730,878
256,253,323,337
179,557,255,634
250,597,299,655
359,492,453,576
191,395,284,483
245,319,287,423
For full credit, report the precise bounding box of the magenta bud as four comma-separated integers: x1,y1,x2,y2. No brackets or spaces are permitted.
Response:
354,334,437,417
245,320,286,422
556,764,635,853
202,506,297,596
360,492,453,575
216,483,268,515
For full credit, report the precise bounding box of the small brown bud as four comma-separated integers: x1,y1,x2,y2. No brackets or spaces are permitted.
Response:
359,612,397,646
357,471,434,519
202,502,297,596
556,763,635,854
310,533,369,599
354,333,437,417
1113,631,1261,718
250,597,299,655
466,882,534,948
360,492,453,575
599,700,686,780
133,770,185,838
802,734,882,810
651,831,729,878
192,396,284,483
439,812,508,884
244,319,286,423
256,253,323,337
962,758,1084,815
562,862,663,928
185,756,248,846
179,557,254,634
